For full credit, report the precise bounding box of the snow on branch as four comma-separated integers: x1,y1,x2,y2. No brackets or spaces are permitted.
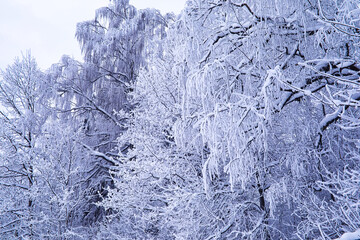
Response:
336,229,360,240
81,143,121,166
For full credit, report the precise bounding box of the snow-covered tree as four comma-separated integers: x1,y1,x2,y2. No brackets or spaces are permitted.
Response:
1,0,360,239
0,52,48,238
103,0,360,239
47,0,169,232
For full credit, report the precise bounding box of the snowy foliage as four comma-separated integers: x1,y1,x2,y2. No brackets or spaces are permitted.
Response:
1,0,360,239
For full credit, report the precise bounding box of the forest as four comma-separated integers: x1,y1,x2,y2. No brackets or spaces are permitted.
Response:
0,0,360,239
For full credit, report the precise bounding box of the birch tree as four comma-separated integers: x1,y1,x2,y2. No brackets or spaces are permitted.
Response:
103,0,360,239
49,0,168,230
0,52,47,239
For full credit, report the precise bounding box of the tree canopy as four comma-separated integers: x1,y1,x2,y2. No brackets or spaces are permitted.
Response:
0,0,360,239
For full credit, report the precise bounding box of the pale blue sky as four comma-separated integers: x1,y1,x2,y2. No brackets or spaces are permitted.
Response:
0,0,186,70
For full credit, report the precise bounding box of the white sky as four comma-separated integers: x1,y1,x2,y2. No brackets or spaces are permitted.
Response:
0,0,187,71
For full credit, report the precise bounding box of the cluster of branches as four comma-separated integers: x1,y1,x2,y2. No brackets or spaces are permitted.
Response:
1,0,360,239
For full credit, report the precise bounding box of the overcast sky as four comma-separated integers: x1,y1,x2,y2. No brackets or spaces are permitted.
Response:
0,0,186,71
